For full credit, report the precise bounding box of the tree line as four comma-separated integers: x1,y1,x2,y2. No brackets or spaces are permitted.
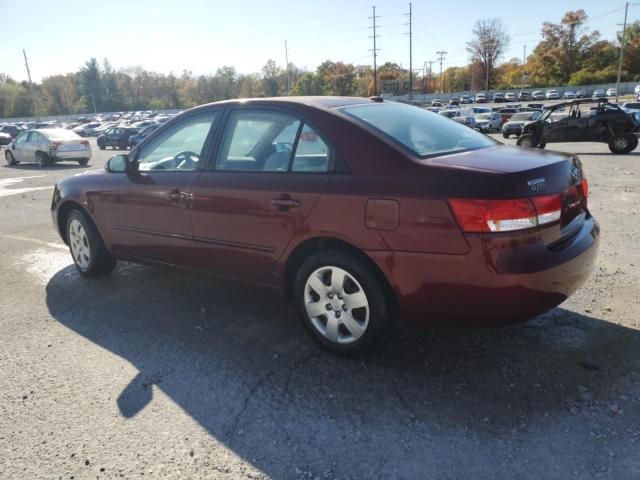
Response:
1,9,638,118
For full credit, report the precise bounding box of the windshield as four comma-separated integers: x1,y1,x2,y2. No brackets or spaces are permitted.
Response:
341,103,496,157
476,113,491,120
511,113,533,121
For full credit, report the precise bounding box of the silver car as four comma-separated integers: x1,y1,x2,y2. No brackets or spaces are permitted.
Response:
474,112,502,132
5,129,91,167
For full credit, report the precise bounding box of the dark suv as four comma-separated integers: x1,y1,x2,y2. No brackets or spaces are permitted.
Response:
97,127,140,150
517,99,640,153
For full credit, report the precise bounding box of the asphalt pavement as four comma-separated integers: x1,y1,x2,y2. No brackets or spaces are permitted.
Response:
1,137,639,479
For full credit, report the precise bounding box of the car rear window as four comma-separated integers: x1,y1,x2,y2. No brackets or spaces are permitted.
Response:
341,103,496,157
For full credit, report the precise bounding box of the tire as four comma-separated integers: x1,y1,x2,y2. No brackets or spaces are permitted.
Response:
517,134,539,148
502,133,509,139
98,139,105,150
36,151,51,167
5,150,16,166
66,209,116,277
293,249,391,354
537,142,546,149
118,140,128,150
77,158,89,166
608,134,635,154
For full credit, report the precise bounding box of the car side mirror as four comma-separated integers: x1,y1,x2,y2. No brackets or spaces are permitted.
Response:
106,154,137,174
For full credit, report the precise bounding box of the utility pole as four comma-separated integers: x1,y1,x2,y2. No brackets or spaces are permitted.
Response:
615,2,630,104
284,40,291,96
405,2,413,100
521,45,527,91
22,49,39,120
369,6,380,95
436,51,447,94
426,60,435,93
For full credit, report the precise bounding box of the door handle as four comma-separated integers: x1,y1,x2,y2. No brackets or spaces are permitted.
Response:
165,189,189,202
271,196,301,210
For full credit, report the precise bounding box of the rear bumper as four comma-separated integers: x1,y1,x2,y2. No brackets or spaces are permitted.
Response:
52,149,92,161
367,216,599,327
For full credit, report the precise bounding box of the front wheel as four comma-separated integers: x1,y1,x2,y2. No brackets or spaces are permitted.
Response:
293,250,391,354
5,150,17,166
517,134,539,148
118,140,128,150
98,139,105,150
608,134,636,154
502,133,509,139
66,210,116,277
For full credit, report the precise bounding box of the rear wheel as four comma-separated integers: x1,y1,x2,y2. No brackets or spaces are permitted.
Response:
293,250,391,354
36,151,51,167
517,134,539,148
118,140,128,150
66,209,116,277
77,158,89,166
608,134,635,154
98,139,105,150
5,150,16,166
502,133,509,139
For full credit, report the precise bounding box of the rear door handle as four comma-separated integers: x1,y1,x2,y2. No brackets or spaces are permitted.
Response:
271,196,301,209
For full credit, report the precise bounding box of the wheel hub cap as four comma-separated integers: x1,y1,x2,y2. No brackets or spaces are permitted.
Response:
304,266,370,345
68,219,91,269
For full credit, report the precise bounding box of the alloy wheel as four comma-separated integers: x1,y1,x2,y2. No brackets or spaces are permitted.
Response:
304,266,370,344
614,137,629,151
68,219,91,270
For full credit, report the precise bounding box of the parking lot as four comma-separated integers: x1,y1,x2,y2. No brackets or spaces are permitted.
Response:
1,137,639,479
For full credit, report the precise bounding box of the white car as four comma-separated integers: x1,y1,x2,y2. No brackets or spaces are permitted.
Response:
504,92,517,101
592,89,606,98
545,89,561,99
460,94,473,104
563,91,576,99
606,88,617,97
72,122,102,137
532,90,545,100
475,93,487,103
4,129,91,167
474,112,502,132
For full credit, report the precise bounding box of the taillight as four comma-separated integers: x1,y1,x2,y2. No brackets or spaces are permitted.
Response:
80,140,90,146
450,194,562,233
580,178,589,198
50,141,62,148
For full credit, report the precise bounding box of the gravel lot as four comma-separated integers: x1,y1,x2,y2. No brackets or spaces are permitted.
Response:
0,136,639,480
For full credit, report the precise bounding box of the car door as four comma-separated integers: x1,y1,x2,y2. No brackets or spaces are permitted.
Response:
542,114,568,142
190,107,332,282
566,105,589,141
22,131,43,162
11,132,30,161
99,109,220,267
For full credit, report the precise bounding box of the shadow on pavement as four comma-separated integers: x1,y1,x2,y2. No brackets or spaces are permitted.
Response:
45,262,640,478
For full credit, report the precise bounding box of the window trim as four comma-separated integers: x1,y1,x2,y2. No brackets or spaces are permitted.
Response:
131,108,222,174
208,105,342,175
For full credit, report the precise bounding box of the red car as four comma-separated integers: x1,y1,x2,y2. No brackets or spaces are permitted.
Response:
51,97,599,354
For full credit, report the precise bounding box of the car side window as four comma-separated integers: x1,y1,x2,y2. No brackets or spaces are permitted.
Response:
15,133,28,144
216,110,300,172
291,124,331,173
137,111,217,172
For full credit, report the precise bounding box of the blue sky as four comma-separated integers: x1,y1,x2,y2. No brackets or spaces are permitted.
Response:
0,0,635,82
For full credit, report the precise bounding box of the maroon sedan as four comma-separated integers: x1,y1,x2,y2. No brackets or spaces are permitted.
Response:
51,97,598,354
